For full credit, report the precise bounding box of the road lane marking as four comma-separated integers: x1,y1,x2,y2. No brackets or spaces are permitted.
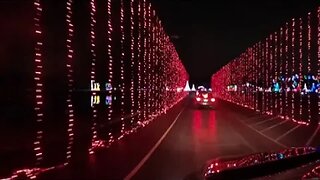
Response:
306,125,320,146
260,119,290,133
236,115,287,148
250,116,278,126
234,130,257,152
124,106,186,180
275,125,301,141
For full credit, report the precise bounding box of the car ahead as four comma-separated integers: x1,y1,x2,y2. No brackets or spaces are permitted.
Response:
202,146,320,179
194,90,216,108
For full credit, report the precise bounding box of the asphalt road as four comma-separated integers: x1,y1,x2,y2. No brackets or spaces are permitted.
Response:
39,97,320,180
133,98,320,180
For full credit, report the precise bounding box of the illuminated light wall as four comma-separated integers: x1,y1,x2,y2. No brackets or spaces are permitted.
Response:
211,7,320,126
33,0,44,166
1,0,188,179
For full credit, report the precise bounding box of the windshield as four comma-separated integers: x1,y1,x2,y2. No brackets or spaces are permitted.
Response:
0,0,320,180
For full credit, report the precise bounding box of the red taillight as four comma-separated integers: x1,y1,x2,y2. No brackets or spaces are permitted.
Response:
211,98,215,102
196,97,201,102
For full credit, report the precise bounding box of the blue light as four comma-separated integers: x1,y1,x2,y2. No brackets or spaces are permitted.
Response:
277,153,284,159
106,83,112,91
274,83,280,92
105,96,112,105
311,83,317,92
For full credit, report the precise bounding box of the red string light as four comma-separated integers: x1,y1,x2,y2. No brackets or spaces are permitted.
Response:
255,44,258,111
280,27,284,117
64,0,75,164
106,0,114,143
318,7,320,124
259,42,262,112
291,18,295,121
266,38,269,114
88,0,98,154
307,12,311,123
147,3,153,119
137,0,142,123
299,18,303,122
142,0,147,122
119,0,125,138
275,32,278,114
285,22,289,120
130,0,135,128
270,34,274,115
33,0,44,166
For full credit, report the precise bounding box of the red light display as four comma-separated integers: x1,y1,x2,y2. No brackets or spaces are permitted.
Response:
3,0,188,179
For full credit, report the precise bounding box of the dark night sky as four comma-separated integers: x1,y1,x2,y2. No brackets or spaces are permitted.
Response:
151,0,320,87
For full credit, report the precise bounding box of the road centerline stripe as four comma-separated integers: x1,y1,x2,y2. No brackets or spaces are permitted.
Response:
124,106,186,180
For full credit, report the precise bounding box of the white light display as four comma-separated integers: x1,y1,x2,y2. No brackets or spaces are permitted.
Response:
91,95,100,107
91,80,100,91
